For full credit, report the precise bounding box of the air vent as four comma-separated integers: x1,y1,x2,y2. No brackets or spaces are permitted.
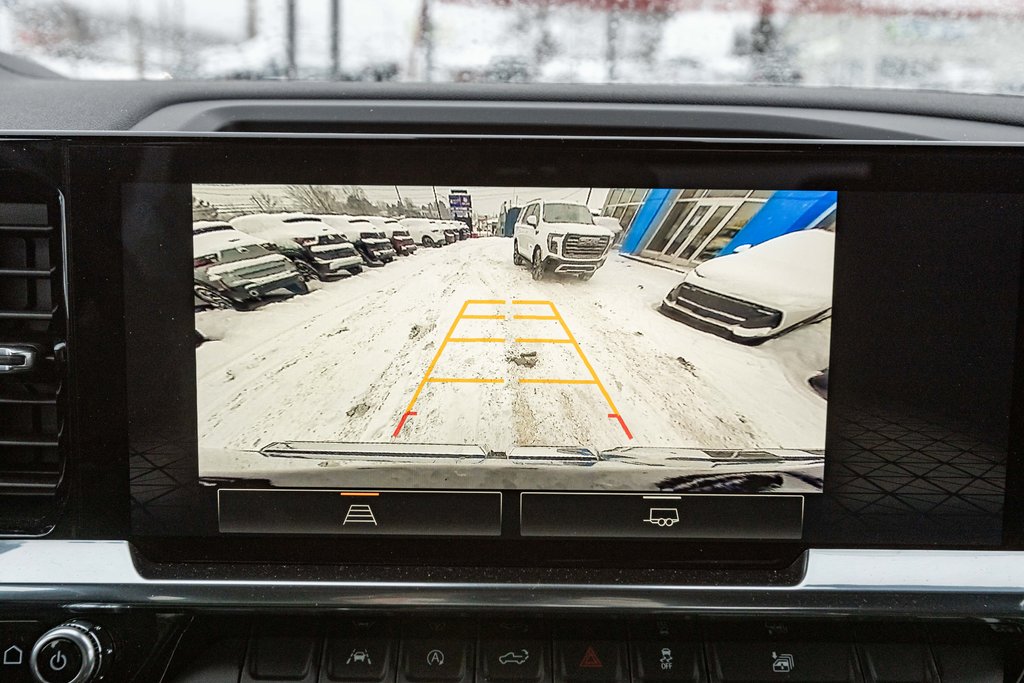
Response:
0,172,65,535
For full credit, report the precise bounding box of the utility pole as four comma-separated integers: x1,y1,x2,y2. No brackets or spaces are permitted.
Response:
285,0,297,78
431,186,442,218
605,7,618,83
330,0,342,78
246,0,258,39
131,0,145,79
420,0,435,82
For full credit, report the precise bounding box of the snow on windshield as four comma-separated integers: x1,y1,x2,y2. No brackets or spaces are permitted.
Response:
543,203,595,225
1,0,1021,95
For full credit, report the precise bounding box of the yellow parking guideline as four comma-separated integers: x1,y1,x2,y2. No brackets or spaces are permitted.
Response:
547,302,621,416
427,377,505,384
519,378,597,385
449,337,505,343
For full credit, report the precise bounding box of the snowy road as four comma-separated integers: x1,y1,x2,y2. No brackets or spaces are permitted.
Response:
196,237,828,491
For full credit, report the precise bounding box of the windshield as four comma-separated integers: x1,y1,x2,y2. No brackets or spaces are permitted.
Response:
544,203,594,225
1,0,1020,96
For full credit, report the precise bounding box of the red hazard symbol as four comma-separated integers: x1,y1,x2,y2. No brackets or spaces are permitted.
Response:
579,646,603,669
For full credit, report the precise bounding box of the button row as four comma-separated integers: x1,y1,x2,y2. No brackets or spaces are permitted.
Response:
218,490,804,540
239,623,1006,683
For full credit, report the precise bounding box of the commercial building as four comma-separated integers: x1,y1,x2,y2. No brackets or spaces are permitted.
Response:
605,189,837,271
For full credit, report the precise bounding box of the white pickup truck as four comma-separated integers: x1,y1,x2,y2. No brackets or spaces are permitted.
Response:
513,200,616,281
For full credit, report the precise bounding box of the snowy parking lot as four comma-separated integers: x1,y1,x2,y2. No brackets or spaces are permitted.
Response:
196,237,828,493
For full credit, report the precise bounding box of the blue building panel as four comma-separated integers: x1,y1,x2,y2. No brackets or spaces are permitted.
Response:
719,190,837,256
621,188,673,253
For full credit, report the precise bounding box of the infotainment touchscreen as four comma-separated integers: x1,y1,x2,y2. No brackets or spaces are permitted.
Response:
114,139,1020,553
192,184,835,498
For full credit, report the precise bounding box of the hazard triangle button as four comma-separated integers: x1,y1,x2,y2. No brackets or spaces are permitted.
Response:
580,646,603,669
556,641,624,682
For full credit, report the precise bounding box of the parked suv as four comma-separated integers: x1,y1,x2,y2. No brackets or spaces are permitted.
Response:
660,228,834,344
320,216,397,266
399,218,446,248
355,215,418,256
229,213,363,280
192,221,307,309
513,201,615,280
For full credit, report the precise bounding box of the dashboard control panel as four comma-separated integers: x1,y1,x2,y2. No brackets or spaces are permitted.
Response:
166,617,1017,683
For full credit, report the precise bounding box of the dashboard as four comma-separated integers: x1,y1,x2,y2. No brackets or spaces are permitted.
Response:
0,74,1023,683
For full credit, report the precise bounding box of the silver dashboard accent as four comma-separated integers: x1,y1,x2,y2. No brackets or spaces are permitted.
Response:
0,345,37,373
0,541,1021,617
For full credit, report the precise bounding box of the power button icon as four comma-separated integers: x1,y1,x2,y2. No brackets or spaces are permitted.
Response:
48,650,68,671
31,636,85,683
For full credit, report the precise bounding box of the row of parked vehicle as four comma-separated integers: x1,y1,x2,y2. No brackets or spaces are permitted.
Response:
192,212,474,310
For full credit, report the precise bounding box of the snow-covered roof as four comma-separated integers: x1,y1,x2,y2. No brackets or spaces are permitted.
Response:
193,228,264,256
231,212,337,239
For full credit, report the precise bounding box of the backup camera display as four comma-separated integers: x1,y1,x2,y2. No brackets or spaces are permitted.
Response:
193,184,835,494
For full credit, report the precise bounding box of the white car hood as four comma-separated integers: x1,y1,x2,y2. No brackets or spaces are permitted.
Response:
193,230,263,256
685,230,834,312
546,222,614,237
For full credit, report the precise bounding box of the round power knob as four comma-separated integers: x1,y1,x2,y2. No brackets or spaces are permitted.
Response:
29,621,110,683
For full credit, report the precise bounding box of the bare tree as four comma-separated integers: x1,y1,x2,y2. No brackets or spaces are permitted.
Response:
286,185,346,214
251,191,284,214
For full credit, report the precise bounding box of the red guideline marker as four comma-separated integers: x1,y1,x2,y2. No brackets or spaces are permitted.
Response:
608,414,633,440
392,411,417,438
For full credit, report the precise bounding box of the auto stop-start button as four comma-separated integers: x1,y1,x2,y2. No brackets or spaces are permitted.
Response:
33,638,83,683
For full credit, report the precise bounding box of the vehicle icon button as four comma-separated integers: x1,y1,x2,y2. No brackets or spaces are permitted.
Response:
498,649,530,665
644,507,680,527
325,639,392,681
631,642,703,682
482,641,545,682
772,652,795,673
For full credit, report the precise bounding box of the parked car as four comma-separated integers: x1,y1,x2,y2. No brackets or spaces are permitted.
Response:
593,215,623,237
659,228,834,344
441,223,457,244
192,221,307,309
449,220,470,240
399,218,447,248
319,215,397,266
355,215,418,256
513,200,615,281
229,213,363,280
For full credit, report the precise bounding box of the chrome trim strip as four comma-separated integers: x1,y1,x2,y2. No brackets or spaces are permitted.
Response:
0,542,1021,616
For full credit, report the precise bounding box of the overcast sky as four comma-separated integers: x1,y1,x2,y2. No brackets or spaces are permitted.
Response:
194,184,612,216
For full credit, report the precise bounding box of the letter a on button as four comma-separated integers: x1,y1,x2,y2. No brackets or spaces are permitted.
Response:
580,647,603,669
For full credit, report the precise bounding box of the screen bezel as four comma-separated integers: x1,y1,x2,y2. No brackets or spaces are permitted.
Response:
52,134,1024,567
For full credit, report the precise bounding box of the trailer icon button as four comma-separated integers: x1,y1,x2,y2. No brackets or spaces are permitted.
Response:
644,508,680,527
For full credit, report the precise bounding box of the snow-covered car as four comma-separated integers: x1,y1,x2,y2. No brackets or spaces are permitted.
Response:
229,213,363,280
593,215,623,236
660,228,834,344
192,221,307,309
319,216,397,266
399,218,446,248
513,200,615,281
353,216,418,256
